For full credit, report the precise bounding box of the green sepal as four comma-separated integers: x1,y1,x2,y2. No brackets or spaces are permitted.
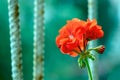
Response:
78,57,86,68
88,54,95,61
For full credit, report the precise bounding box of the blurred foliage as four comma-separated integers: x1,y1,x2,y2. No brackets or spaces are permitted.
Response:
0,0,120,80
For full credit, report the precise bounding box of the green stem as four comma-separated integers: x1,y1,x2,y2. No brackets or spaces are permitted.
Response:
85,58,93,80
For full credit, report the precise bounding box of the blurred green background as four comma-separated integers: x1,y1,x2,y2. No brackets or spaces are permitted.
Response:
0,0,120,80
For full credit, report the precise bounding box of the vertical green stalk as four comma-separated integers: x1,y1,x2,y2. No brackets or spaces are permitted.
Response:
85,58,93,80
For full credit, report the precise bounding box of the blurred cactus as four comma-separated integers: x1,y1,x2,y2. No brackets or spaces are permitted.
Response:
88,0,98,80
33,0,45,80
8,0,23,80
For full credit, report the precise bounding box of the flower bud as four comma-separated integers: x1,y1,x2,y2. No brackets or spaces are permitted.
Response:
94,45,105,54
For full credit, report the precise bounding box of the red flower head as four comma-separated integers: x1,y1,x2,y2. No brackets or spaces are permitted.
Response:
56,18,104,57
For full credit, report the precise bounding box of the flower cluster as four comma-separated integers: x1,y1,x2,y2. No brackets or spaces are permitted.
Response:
56,18,104,57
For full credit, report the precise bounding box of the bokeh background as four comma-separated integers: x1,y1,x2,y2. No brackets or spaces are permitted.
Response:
0,0,120,80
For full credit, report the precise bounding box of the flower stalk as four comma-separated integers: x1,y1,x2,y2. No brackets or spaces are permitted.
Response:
78,45,105,80
78,50,94,80
85,58,93,80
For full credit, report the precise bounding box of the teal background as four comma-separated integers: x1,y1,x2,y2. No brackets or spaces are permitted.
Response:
0,0,120,80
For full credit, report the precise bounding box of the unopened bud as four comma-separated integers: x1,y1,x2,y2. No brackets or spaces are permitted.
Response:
95,45,105,54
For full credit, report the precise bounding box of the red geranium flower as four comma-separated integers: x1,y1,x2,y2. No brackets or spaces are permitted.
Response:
56,18,104,57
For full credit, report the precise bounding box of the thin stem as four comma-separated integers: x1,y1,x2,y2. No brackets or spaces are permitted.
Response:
87,48,95,52
85,58,93,80
78,46,83,53
83,34,87,52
